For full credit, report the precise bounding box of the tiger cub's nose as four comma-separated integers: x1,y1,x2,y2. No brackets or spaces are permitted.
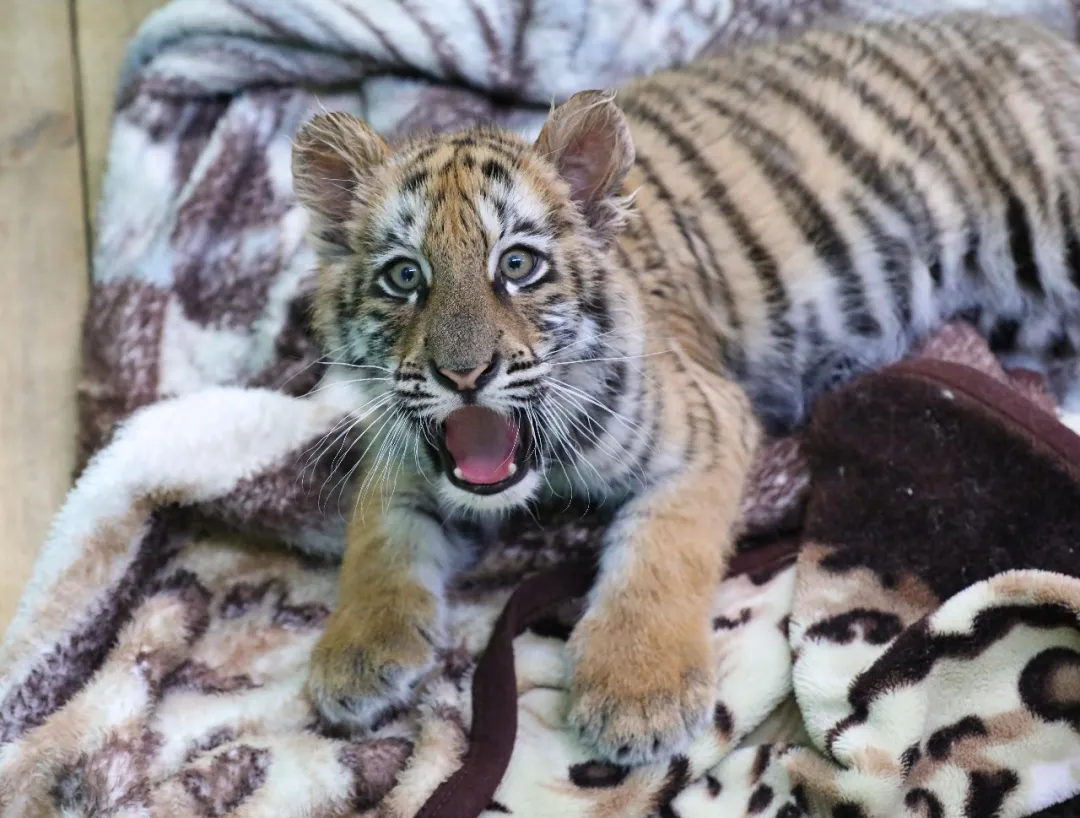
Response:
434,354,501,392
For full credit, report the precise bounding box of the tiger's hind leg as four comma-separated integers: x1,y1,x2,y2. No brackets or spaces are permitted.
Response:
989,310,1080,412
1046,356,1080,412
743,345,901,437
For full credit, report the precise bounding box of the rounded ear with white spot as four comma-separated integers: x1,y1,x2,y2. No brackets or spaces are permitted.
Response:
535,90,635,239
292,112,390,256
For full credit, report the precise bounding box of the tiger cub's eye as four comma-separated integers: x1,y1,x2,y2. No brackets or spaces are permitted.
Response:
498,248,538,281
384,259,422,293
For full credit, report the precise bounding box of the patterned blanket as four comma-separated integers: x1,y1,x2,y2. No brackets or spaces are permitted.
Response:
5,0,1080,815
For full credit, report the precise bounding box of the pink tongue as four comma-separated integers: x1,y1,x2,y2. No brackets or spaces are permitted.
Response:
444,407,519,485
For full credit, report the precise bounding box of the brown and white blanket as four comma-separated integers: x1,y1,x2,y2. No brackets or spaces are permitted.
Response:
5,1,1080,816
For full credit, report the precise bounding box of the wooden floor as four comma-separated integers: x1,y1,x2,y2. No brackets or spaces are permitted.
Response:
0,1,164,630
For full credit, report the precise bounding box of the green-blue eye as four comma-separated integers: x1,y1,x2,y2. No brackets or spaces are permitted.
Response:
499,248,538,281
385,260,422,293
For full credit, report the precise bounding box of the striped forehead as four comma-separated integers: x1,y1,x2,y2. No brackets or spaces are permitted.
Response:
371,141,555,252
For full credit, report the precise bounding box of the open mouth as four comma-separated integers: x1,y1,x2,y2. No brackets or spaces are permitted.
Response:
431,406,532,495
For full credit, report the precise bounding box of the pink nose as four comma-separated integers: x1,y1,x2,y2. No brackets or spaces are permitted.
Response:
438,362,490,391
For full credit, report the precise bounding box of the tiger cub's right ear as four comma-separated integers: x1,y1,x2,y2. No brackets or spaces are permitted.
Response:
292,112,390,255
535,90,635,240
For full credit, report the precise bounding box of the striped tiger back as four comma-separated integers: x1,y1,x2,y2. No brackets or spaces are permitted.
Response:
618,11,1080,432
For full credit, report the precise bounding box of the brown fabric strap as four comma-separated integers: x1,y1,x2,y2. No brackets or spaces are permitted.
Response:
415,558,596,818
890,358,1080,474
416,540,800,818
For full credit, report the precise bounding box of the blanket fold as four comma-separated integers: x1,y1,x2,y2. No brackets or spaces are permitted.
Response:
782,357,1080,817
7,0,1080,816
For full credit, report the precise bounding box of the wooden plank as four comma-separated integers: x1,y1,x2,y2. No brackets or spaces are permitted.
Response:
76,0,165,229
0,2,89,628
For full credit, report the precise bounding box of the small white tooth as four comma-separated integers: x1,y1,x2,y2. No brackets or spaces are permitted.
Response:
453,467,464,480
507,463,518,476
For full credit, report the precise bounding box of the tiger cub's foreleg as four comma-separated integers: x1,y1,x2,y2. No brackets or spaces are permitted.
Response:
306,484,457,729
566,362,761,764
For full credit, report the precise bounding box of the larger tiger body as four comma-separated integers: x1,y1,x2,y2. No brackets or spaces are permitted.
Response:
291,12,1080,765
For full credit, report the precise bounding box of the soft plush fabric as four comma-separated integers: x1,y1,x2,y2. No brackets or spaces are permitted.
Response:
5,1,1080,816
782,354,1080,818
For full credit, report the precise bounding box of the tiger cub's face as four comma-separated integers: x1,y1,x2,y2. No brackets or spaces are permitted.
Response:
292,93,635,514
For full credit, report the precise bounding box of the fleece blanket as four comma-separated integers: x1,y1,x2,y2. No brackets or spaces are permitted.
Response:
6,0,1080,816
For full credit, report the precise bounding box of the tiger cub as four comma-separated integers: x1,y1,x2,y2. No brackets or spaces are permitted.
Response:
291,12,1080,764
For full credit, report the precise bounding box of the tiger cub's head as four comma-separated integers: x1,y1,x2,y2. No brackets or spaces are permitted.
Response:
292,92,637,513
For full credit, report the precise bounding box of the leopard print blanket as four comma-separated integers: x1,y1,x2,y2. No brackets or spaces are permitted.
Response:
5,1,1080,816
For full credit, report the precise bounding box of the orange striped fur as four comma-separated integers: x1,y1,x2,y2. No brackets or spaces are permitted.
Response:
292,12,1080,763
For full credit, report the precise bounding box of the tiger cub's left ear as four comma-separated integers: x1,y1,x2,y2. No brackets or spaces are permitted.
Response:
535,91,634,239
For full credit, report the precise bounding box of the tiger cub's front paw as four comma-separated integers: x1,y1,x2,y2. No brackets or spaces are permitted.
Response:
566,611,716,766
306,593,441,732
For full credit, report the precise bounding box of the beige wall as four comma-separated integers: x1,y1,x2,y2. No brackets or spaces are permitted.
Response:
0,1,164,629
